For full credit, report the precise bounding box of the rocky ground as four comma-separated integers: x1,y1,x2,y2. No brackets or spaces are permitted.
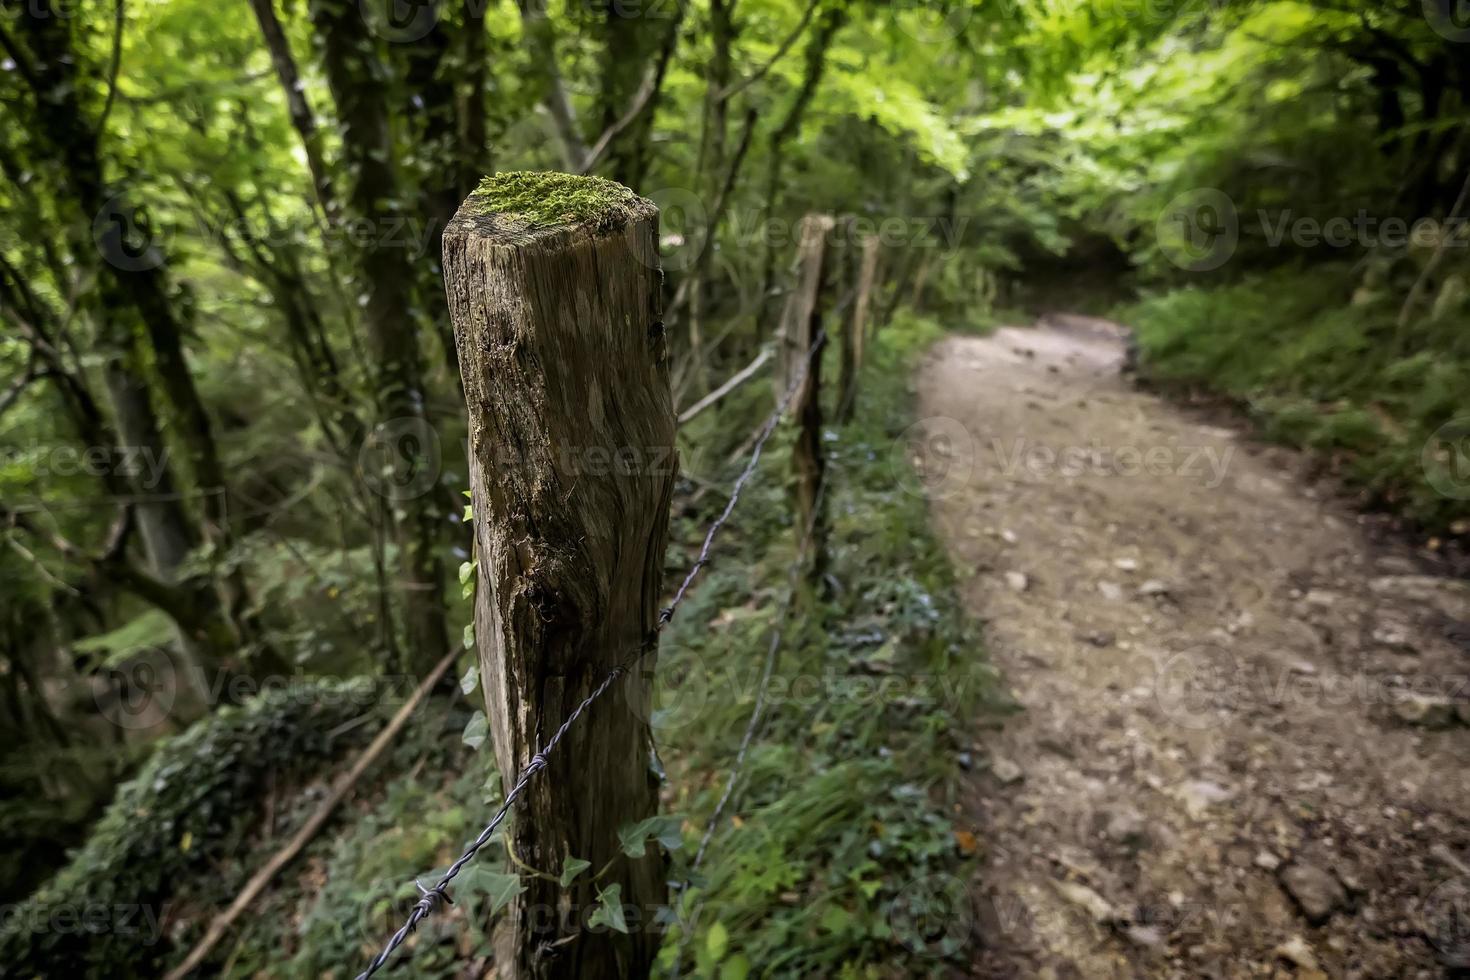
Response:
913,317,1470,978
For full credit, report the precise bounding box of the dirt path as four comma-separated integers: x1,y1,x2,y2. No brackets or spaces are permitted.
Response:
914,317,1470,978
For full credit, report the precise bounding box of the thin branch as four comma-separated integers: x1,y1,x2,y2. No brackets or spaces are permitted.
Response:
718,0,820,101
577,12,684,175
676,345,772,425
96,0,125,139
0,352,45,422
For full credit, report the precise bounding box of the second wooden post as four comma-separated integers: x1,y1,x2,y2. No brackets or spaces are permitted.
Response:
443,173,674,979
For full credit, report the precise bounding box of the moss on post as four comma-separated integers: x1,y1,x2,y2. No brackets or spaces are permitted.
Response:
468,171,639,230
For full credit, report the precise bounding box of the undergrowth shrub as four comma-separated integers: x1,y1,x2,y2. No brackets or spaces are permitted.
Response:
1121,264,1470,533
0,680,372,978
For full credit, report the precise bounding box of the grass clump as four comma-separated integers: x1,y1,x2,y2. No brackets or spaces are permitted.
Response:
656,311,999,977
469,171,637,229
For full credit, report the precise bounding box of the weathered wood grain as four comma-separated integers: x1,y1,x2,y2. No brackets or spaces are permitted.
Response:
443,182,674,980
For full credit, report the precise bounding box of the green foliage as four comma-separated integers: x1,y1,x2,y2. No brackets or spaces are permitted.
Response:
1122,264,1470,532
655,312,1000,977
0,681,370,978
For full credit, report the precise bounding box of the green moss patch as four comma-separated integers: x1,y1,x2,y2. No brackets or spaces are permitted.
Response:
469,171,637,229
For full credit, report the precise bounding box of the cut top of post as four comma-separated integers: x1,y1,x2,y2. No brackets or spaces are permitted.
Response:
452,171,655,244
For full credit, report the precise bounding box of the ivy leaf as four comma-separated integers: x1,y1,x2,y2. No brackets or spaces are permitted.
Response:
559,856,591,888
617,814,684,858
459,867,524,916
458,561,474,585
462,711,488,750
459,662,479,694
587,883,628,933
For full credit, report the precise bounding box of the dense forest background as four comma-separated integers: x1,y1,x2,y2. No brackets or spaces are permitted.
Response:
2,0,1468,975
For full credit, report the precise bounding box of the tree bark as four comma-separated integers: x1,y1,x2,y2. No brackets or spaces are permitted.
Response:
443,180,675,980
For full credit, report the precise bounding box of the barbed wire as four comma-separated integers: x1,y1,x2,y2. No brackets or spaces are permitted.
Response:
352,330,827,980
668,450,835,980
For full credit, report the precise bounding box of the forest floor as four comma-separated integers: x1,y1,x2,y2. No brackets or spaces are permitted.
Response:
918,316,1470,978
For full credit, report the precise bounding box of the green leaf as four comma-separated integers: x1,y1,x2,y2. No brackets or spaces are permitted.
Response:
462,621,476,650
462,711,489,750
458,560,475,584
719,954,751,980
459,662,479,695
73,610,176,665
706,921,729,961
588,883,628,933
459,867,524,916
559,856,591,888
616,814,683,858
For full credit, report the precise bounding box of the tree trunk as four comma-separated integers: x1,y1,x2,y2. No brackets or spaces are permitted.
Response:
310,0,451,677
443,176,675,980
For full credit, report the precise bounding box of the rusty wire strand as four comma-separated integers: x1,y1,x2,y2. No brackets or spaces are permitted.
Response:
353,331,826,980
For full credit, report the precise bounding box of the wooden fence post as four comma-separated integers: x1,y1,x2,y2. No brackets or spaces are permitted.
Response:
443,173,674,980
837,232,879,423
782,213,834,582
